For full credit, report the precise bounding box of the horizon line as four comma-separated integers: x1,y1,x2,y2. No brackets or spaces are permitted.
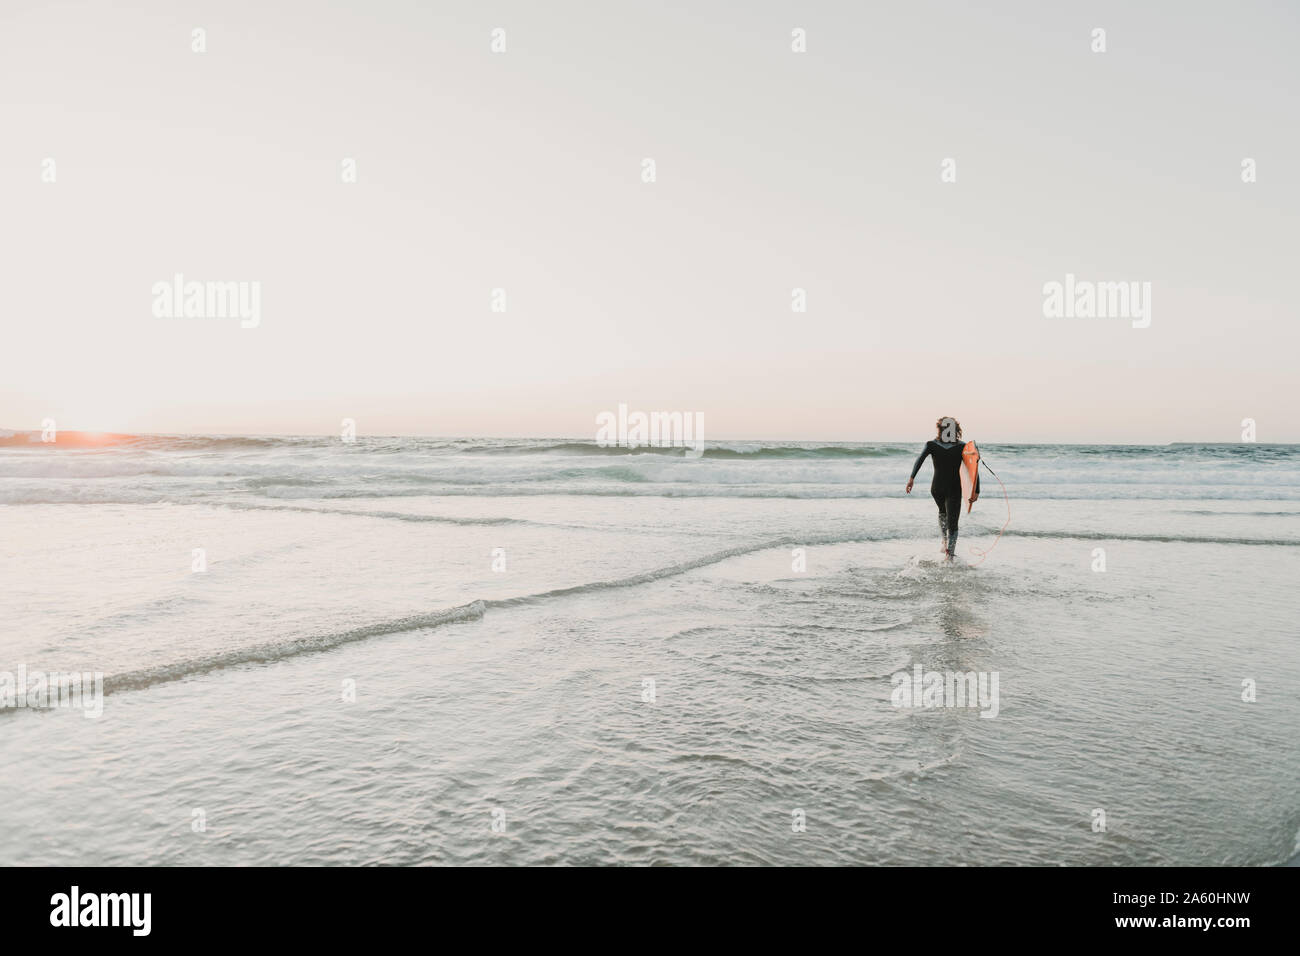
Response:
2,428,1295,448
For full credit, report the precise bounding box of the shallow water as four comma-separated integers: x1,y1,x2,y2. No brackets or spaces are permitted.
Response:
1,437,1297,865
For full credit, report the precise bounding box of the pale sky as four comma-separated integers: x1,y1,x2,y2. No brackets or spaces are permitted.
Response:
1,0,1296,443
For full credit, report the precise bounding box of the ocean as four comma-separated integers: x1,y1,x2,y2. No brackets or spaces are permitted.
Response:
2,435,1298,865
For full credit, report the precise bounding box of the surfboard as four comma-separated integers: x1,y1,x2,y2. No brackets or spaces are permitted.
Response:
961,441,979,513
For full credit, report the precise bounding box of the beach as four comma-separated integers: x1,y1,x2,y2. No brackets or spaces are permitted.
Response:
1,436,1297,865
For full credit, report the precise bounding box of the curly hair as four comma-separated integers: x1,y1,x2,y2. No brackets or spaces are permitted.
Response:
935,417,963,442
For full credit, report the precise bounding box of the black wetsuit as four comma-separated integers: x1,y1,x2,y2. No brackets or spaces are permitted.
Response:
910,440,979,556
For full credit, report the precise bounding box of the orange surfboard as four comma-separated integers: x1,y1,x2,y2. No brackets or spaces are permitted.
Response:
961,441,979,513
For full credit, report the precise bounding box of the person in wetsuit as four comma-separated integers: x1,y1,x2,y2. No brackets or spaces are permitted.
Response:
905,416,978,561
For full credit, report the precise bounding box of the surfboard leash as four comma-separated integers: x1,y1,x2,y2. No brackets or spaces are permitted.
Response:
969,459,1010,565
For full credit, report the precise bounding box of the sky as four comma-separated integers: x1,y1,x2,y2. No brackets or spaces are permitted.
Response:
1,0,1297,443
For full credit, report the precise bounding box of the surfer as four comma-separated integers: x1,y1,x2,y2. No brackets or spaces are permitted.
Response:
905,417,979,561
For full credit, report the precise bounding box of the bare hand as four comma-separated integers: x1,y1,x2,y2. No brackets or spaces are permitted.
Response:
905,478,913,494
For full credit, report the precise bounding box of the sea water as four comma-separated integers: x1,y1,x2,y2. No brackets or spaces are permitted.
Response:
1,436,1297,865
